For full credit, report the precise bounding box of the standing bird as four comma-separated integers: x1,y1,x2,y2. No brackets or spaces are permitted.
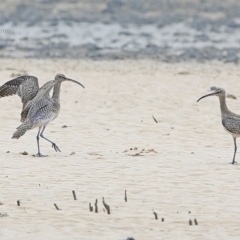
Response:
197,88,240,164
0,74,84,157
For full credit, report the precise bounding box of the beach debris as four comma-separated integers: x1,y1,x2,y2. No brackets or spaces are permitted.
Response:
54,203,61,210
152,115,158,123
0,213,8,217
127,147,157,156
146,149,157,153
126,238,135,240
189,218,198,225
95,199,98,213
227,93,237,99
188,211,191,214
102,197,110,215
162,217,164,222
72,190,77,200
17,200,20,206
0,202,3,205
89,203,93,212
130,152,143,157
70,151,76,155
20,151,28,155
87,152,103,156
62,125,68,128
153,211,158,220
6,151,10,153
124,190,127,202
178,71,190,75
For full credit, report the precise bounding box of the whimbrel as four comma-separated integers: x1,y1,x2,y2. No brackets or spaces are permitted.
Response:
197,88,239,164
0,74,84,157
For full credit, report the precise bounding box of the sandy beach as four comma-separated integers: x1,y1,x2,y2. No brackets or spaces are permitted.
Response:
0,59,239,239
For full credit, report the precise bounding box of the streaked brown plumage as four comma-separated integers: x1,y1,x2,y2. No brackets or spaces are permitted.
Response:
197,88,240,164
0,74,85,157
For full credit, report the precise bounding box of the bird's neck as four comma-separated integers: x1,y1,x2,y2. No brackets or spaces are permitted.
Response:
52,81,62,104
219,95,231,117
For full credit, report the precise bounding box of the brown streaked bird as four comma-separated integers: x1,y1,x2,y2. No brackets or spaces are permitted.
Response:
197,88,239,164
0,74,85,157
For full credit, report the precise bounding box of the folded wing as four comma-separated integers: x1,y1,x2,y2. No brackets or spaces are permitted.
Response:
22,80,57,124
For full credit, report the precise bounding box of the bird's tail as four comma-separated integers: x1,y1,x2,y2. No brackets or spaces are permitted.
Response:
12,122,30,139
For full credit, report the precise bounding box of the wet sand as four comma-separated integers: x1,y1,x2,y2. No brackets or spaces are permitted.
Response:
0,59,240,239
1,0,240,62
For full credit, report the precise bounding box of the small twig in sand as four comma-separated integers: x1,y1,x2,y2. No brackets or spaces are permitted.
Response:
102,197,110,215
17,200,20,206
162,217,164,222
72,190,77,200
125,190,127,202
54,203,61,210
194,218,198,225
153,211,158,220
189,219,192,225
94,199,98,213
89,203,93,212
152,115,158,123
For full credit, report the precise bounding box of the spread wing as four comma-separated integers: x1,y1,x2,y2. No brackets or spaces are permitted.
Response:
0,76,39,122
0,76,39,105
222,116,240,135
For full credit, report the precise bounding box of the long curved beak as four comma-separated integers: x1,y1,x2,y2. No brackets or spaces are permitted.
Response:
64,77,85,89
197,92,216,102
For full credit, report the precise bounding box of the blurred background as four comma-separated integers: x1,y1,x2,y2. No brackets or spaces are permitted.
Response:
0,0,239,62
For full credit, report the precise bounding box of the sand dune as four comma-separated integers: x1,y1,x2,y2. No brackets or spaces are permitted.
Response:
0,59,240,239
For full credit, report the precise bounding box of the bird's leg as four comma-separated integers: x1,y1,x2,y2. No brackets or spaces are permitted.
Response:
232,137,238,165
40,126,61,152
35,127,48,157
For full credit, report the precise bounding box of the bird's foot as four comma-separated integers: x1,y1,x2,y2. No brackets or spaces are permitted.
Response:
231,161,238,165
52,143,61,152
34,153,48,157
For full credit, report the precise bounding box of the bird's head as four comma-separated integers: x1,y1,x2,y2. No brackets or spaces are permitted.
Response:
55,73,85,89
197,88,226,102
